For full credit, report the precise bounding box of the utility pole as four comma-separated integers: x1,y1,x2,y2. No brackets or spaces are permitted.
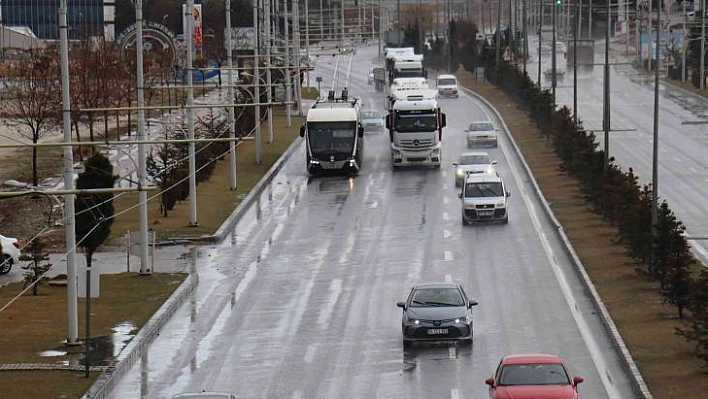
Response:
650,0,661,270
682,0,686,82
186,0,198,226
538,6,543,85
226,0,237,189
701,0,706,89
647,0,652,70
573,0,578,127
305,0,310,88
603,0,611,165
294,0,302,115
496,0,502,69
136,0,151,271
523,0,527,73
253,4,261,164
285,0,292,127
552,0,557,106
59,0,79,346
266,0,273,143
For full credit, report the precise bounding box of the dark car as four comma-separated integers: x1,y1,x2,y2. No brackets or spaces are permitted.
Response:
397,282,478,347
485,354,584,399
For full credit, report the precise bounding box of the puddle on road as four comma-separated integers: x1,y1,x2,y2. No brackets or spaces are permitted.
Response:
38,321,138,366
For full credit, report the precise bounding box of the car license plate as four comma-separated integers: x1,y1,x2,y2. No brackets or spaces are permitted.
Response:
427,328,448,335
478,210,493,216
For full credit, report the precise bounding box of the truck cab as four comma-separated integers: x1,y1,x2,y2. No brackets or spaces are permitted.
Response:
385,90,446,169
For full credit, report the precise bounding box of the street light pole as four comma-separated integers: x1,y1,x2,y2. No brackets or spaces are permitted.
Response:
496,0,502,69
186,0,198,227
552,0,557,106
574,0,578,127
266,0,274,143
253,4,262,164
226,0,237,189
701,0,706,89
650,0,661,269
603,0,611,165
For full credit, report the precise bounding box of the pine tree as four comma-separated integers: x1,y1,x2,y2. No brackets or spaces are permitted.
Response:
74,153,118,269
677,268,708,367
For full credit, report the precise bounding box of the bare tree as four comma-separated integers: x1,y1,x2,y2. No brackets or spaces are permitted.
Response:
7,50,62,187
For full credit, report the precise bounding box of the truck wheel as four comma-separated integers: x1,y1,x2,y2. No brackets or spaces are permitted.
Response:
0,254,13,275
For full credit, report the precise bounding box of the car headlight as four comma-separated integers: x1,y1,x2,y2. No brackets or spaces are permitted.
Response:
496,200,506,208
407,317,420,324
455,316,471,324
456,169,464,176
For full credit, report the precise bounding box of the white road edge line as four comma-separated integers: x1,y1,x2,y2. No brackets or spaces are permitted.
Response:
476,100,622,398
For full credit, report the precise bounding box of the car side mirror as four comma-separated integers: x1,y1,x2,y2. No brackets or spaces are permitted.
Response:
385,114,392,130
491,160,498,165
440,113,447,128
452,162,458,166
468,300,479,307
358,125,364,137
495,128,500,132
299,124,306,137
458,193,463,199
396,301,406,309
573,375,584,385
485,378,495,387
506,192,511,197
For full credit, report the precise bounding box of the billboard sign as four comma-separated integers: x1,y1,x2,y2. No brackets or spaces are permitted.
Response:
225,27,256,50
182,4,203,48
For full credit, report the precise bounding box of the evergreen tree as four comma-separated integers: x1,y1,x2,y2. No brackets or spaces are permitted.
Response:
677,268,708,367
75,153,119,269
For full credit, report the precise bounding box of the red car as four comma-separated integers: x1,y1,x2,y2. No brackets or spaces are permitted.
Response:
485,354,584,399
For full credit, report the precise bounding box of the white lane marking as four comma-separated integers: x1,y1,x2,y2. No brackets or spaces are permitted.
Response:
443,229,452,239
450,388,460,399
304,344,317,364
445,274,452,282
673,156,682,163
449,347,456,359
291,391,303,399
318,279,343,329
478,102,621,398
688,167,698,174
444,250,453,261
443,212,450,221
443,196,449,205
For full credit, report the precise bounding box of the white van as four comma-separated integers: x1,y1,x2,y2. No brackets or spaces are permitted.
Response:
459,172,510,224
436,74,459,98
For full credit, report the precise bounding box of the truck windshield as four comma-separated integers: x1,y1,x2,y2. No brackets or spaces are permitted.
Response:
394,69,423,78
394,111,438,132
307,121,356,154
464,182,504,198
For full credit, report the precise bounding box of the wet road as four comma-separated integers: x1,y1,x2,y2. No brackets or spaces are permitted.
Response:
531,37,708,264
109,45,639,398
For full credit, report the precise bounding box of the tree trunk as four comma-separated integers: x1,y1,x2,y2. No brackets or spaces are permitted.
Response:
85,249,93,269
32,138,38,187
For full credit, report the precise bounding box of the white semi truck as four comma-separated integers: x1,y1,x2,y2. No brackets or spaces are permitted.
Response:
299,90,364,175
385,89,446,169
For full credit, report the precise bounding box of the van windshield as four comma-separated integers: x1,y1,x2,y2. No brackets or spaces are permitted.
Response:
465,182,504,197
438,78,457,86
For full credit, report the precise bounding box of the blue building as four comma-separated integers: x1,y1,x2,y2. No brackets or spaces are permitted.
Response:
1,0,115,41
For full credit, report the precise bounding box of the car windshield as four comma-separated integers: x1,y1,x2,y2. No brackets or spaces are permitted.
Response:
469,122,494,131
499,363,570,386
465,182,504,197
362,110,381,119
458,154,490,165
410,287,464,307
438,78,457,86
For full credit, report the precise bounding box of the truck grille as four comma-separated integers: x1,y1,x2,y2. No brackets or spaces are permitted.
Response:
399,138,435,151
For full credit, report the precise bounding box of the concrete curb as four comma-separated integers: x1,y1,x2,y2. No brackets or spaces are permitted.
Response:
462,85,654,399
212,136,303,241
81,273,198,399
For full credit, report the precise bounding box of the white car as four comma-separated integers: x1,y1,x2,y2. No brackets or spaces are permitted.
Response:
436,74,459,98
465,121,498,148
0,233,21,275
361,109,384,129
452,151,498,187
458,172,510,225
173,392,238,399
